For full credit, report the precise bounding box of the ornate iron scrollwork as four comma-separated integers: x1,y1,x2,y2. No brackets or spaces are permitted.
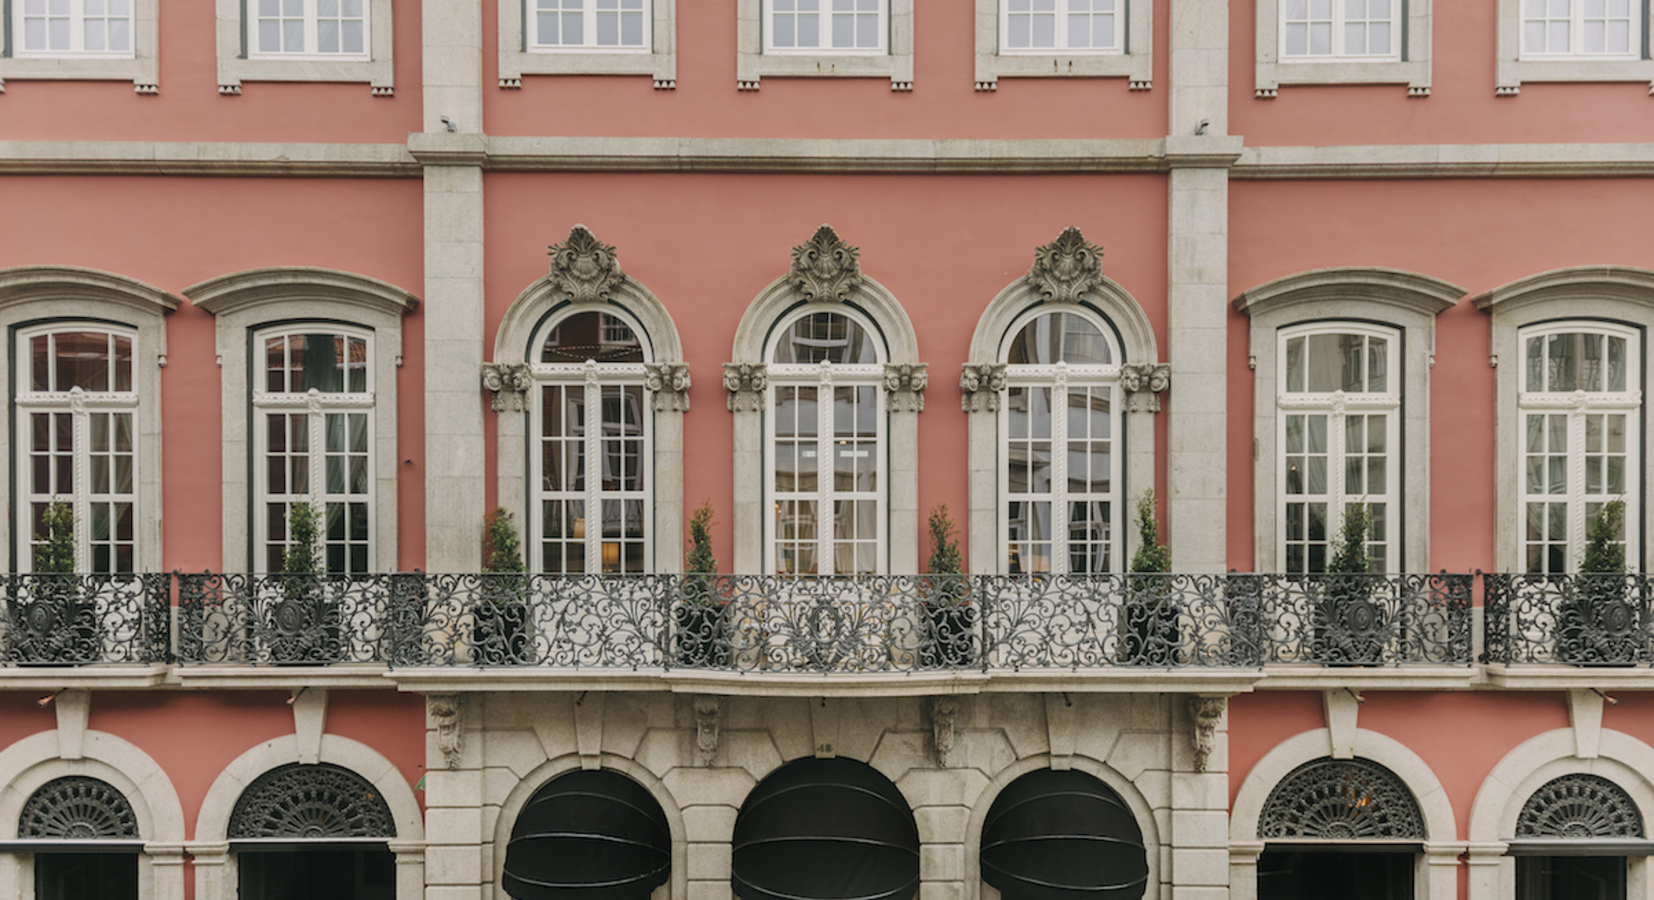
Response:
227,763,396,839
1259,758,1425,840
1517,774,1644,839
19,777,139,840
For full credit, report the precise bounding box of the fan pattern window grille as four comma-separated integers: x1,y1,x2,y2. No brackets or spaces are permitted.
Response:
227,763,396,839
18,776,139,839
1259,757,1425,840
1517,774,1644,839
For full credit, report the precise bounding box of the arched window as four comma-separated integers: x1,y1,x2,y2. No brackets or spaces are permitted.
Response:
18,776,141,900
228,763,396,900
1276,323,1401,573
765,308,886,575
529,309,653,574
1257,757,1425,900
1000,308,1122,574
1511,773,1644,900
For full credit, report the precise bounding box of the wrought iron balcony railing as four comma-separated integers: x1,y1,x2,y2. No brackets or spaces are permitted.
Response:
1483,573,1654,667
0,574,171,666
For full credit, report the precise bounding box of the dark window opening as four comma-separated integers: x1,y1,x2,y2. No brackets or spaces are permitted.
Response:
1517,856,1627,900
34,852,138,900
237,848,395,900
1257,850,1414,900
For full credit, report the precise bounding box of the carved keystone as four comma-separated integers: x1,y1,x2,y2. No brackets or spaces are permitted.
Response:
549,224,624,304
790,225,863,303
1029,227,1105,304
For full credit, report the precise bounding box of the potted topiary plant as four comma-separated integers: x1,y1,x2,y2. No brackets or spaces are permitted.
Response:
920,505,976,668
1562,499,1636,666
1123,490,1178,665
13,500,95,665
474,507,531,665
675,501,728,667
1320,504,1383,665
270,501,334,664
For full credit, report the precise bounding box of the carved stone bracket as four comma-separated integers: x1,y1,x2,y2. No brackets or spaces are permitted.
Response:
1190,696,1225,773
928,697,960,768
549,224,625,303
1029,227,1105,304
482,362,533,412
428,694,464,770
694,695,723,766
960,363,1007,413
883,363,928,413
790,225,863,303
645,363,692,412
1120,363,1171,414
724,362,768,412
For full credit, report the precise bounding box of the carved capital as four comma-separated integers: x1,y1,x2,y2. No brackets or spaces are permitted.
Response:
1190,696,1226,773
693,695,723,766
482,362,534,412
428,694,464,770
1029,227,1105,304
1120,363,1171,414
960,363,1007,413
548,224,625,304
882,363,928,413
790,225,863,303
644,363,692,412
724,362,768,412
928,697,960,768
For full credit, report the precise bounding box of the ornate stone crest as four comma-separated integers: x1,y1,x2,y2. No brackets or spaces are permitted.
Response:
928,697,960,768
1028,227,1105,304
882,363,928,412
549,224,624,304
428,694,464,769
790,225,863,303
644,363,692,412
1189,696,1224,772
959,363,1007,413
694,695,723,766
724,363,768,412
1120,362,1171,413
482,362,533,412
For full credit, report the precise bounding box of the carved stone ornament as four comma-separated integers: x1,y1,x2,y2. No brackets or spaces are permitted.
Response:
1121,363,1172,414
724,362,768,412
960,363,1008,413
1189,696,1225,772
549,224,625,304
694,695,723,766
482,363,534,412
883,363,929,413
429,694,464,770
645,363,692,412
1028,227,1105,304
928,697,960,768
790,225,863,303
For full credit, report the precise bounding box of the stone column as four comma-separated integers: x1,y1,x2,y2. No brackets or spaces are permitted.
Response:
1170,696,1230,900
961,364,1005,574
389,840,428,900
424,694,482,900
144,842,188,900
724,364,767,574
1166,0,1240,573
188,843,231,900
885,363,927,575
647,364,691,573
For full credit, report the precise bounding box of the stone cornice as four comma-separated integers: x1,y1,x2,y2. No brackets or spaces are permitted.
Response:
0,140,419,177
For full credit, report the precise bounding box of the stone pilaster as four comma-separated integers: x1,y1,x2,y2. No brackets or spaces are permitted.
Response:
1170,696,1231,900
424,695,483,900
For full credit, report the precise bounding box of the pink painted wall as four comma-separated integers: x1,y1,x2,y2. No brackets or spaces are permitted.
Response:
483,172,1170,568
1228,178,1654,574
0,2,421,144
1228,0,1654,146
0,176,425,571
482,0,1170,140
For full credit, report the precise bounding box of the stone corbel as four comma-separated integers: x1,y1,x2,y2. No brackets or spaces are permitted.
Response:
724,362,768,412
645,363,692,412
55,690,91,761
928,697,960,768
883,363,928,413
575,692,606,769
1190,696,1225,772
482,362,533,412
694,695,723,766
428,694,464,770
1120,363,1171,414
960,363,1007,413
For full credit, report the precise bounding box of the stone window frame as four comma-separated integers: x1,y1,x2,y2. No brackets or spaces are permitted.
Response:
0,267,176,575
1254,0,1433,97
213,0,394,95
185,267,418,573
0,0,158,93
1235,267,1463,574
497,0,677,89
491,230,687,574
735,0,914,90
1495,0,1654,94
1473,266,1654,574
972,0,1152,91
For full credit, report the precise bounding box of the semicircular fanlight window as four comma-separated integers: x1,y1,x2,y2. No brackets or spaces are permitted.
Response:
1006,312,1111,366
227,763,396,840
19,776,139,840
542,312,645,364
1517,773,1644,839
1259,758,1425,841
772,312,879,365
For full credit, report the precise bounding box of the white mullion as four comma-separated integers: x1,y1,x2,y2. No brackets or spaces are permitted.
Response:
584,370,603,574
1568,405,1588,564
817,368,835,575
70,399,90,573
1051,366,1070,575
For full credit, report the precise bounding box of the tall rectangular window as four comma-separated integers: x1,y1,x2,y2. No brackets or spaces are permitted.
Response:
250,0,368,58
1281,0,1399,59
1522,0,1638,56
766,0,888,53
530,0,650,49
1001,0,1123,53
14,0,133,56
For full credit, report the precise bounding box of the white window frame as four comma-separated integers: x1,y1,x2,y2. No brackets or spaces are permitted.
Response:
499,0,675,87
1274,323,1403,574
997,307,1125,575
214,0,393,95
1254,0,1431,97
246,0,370,61
763,0,888,55
528,0,652,51
251,326,377,575
1279,0,1403,61
12,0,135,58
736,0,913,89
527,310,655,575
973,0,1150,90
1518,0,1643,58
14,324,142,574
764,308,888,576
1516,322,1642,574
998,0,1125,54
0,0,157,91
1496,0,1654,93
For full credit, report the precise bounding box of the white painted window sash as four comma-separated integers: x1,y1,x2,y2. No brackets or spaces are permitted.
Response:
764,0,889,54
528,0,652,51
13,0,135,57
1279,0,1403,61
1519,0,1642,58
998,0,1125,55
248,0,370,60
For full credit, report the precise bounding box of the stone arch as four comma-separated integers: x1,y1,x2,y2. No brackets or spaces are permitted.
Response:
966,272,1158,369
195,733,422,842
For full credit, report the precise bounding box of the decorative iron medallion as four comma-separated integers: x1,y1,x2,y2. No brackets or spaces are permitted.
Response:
18,776,139,840
1259,758,1425,840
227,763,396,840
1516,774,1644,839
